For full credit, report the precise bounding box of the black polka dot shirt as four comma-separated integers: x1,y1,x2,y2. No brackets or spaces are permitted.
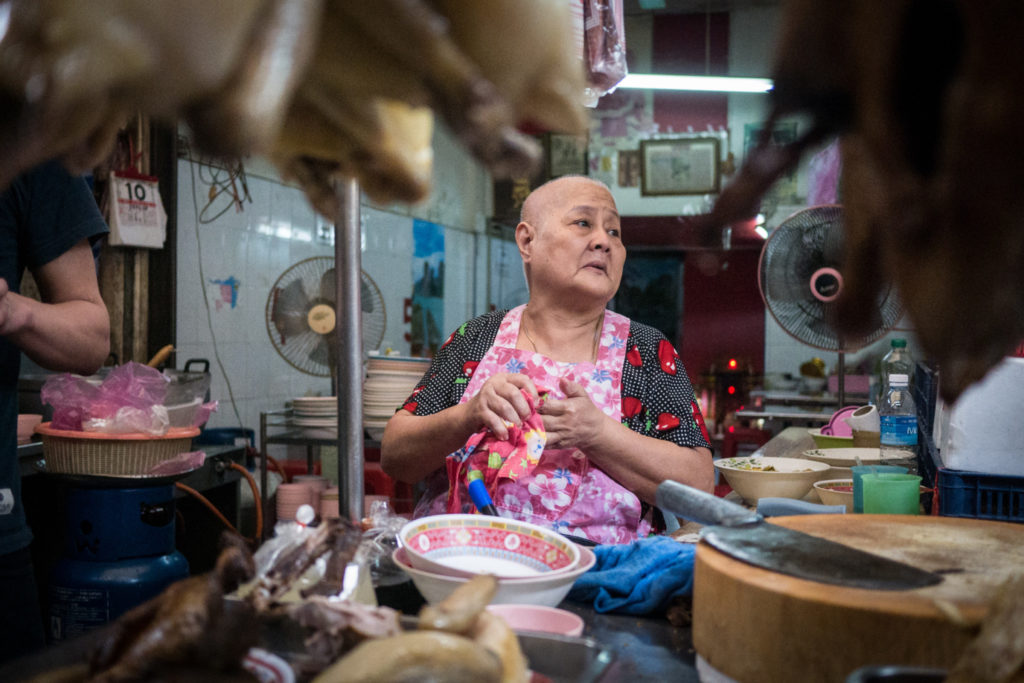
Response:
402,310,712,451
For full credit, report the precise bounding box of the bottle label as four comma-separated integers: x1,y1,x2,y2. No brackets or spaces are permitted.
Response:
889,374,909,386
880,414,917,446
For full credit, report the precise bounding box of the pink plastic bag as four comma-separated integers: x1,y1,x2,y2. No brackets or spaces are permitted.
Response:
91,362,168,419
193,400,219,427
40,374,101,430
41,362,170,433
146,450,206,476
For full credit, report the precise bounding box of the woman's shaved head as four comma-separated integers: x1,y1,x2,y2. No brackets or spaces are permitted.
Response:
520,175,613,229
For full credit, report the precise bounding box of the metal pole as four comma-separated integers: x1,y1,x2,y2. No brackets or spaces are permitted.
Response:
335,179,364,522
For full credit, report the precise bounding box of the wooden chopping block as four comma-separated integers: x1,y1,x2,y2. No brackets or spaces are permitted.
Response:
693,514,1024,683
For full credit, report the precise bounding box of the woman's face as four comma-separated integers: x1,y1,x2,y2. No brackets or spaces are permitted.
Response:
525,179,625,304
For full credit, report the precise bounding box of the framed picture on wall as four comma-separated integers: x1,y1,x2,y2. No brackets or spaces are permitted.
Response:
640,137,721,196
547,133,589,178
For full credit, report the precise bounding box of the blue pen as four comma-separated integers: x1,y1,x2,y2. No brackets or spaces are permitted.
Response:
467,470,499,516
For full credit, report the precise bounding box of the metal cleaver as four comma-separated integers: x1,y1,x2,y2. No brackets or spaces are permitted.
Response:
656,480,943,591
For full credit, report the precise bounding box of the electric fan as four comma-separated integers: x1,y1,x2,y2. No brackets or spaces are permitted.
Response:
758,205,903,405
266,256,386,377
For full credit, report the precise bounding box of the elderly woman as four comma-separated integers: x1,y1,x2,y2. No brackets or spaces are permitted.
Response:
381,176,713,544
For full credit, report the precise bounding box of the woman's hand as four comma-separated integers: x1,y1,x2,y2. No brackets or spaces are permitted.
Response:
463,373,540,440
539,378,609,451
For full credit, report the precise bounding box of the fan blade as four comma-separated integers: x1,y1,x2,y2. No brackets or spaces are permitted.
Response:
271,279,312,339
820,219,845,265
273,308,310,339
320,267,336,303
278,277,310,312
308,335,331,368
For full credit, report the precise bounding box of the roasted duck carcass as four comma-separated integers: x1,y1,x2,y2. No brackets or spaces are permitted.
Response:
312,574,528,683
0,0,587,212
245,517,363,612
708,0,1024,401
84,536,257,683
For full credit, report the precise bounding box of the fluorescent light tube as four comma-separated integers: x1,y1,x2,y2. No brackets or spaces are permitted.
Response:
618,74,773,93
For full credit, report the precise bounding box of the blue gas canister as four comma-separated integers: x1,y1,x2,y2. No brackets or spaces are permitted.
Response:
47,485,190,642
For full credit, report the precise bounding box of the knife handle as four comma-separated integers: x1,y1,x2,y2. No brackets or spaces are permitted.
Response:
656,480,763,527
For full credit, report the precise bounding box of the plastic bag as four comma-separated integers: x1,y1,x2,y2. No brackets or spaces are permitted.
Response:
193,400,219,427
146,450,206,476
41,361,171,434
41,374,102,430
358,500,409,587
583,0,628,105
83,404,170,435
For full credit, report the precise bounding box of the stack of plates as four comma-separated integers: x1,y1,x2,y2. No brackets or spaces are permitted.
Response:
292,396,337,438
363,355,430,441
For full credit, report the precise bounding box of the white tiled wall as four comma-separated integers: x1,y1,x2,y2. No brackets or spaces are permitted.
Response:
176,127,494,445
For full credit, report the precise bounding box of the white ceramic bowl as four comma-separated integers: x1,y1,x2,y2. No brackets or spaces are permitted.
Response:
714,456,831,504
486,604,584,637
399,514,580,579
813,478,854,512
802,447,884,468
393,544,596,607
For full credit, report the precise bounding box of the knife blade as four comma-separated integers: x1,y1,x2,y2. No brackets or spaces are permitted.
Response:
656,480,943,591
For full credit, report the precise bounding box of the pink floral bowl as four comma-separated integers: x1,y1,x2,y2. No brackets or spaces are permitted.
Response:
398,514,580,579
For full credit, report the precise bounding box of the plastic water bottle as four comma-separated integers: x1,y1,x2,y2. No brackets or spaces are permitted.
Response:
880,373,918,473
880,338,914,397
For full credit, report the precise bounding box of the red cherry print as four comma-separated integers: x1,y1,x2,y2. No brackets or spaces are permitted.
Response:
410,386,424,397
626,345,642,367
657,340,678,375
691,401,711,443
622,396,643,418
402,401,418,412
462,361,479,377
440,331,456,350
656,412,681,431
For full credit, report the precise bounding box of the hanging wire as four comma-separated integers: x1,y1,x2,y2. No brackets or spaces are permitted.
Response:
179,136,252,223
182,139,248,435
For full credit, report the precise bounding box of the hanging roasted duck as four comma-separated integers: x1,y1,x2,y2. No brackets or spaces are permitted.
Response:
706,0,1024,402
0,0,588,216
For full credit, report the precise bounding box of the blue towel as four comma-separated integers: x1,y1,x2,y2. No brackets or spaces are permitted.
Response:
567,536,695,615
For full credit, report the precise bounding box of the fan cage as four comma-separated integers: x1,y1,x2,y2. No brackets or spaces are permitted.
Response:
265,256,387,377
759,205,903,353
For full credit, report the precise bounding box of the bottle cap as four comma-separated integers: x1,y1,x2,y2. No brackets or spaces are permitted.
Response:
295,504,316,525
891,339,907,348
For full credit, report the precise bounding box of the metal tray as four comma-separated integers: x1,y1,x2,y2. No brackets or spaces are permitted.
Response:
272,612,615,682
517,631,615,682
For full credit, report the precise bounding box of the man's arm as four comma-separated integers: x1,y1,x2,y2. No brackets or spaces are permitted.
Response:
0,239,109,374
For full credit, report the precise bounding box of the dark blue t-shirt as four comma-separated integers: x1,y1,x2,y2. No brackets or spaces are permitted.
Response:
0,161,108,555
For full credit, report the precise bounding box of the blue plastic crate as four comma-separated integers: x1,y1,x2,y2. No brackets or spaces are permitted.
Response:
937,467,1024,523
913,361,939,434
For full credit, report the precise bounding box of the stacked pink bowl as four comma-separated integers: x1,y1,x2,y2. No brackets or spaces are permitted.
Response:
320,487,340,521
292,474,329,510
276,483,314,522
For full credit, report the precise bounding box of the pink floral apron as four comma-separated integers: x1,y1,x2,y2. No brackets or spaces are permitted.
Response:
429,305,650,544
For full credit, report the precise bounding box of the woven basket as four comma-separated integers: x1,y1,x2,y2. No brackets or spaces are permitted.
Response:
36,423,200,476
